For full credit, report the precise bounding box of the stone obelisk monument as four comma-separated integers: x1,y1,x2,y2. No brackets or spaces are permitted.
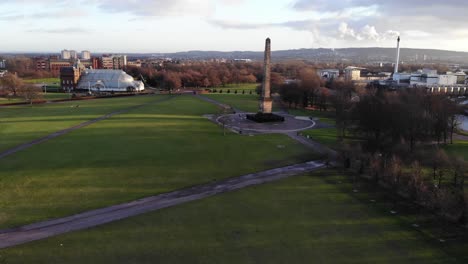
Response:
260,38,273,114
247,38,284,123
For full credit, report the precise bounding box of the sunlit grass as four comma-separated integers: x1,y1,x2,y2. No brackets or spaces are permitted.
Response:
1,170,464,263
0,95,313,229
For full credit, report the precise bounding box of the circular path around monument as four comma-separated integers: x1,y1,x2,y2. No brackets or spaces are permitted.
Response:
216,113,316,134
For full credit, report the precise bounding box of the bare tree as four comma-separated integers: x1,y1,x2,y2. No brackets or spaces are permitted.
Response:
0,73,24,97
18,84,42,105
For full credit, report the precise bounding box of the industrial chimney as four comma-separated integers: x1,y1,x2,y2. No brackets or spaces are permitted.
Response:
394,36,401,74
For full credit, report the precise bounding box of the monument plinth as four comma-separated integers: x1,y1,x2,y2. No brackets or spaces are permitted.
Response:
247,38,284,123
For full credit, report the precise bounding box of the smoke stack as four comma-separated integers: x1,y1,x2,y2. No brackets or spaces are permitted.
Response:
394,36,401,74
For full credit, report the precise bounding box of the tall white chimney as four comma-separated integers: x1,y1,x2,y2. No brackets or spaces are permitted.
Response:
394,36,401,74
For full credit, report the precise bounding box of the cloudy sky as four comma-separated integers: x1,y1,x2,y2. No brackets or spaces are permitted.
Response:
1,0,467,53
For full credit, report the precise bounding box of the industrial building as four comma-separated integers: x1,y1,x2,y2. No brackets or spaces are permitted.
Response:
318,69,340,80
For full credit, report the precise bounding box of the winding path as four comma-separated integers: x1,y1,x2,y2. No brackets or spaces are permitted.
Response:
0,95,175,160
0,161,325,249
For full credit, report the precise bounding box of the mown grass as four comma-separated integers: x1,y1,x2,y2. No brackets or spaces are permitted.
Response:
0,95,160,152
444,140,468,160
0,95,313,229
2,170,465,263
202,94,261,113
23,78,60,84
302,127,340,148
288,108,336,125
212,83,258,91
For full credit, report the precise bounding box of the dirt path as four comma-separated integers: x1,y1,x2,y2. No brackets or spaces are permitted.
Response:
0,95,175,160
0,161,325,249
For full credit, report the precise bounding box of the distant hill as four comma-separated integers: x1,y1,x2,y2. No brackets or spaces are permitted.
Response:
146,48,468,64
3,47,468,65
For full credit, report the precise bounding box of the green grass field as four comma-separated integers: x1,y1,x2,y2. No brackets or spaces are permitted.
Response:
0,95,160,152
302,127,339,148
23,78,60,84
0,93,71,104
288,108,336,125
444,140,468,160
2,170,465,263
212,83,258,91
0,95,312,229
203,94,261,113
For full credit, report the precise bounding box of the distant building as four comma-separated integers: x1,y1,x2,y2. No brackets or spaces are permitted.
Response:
100,55,114,69
438,74,458,86
233,59,252,63
81,50,91,60
33,57,50,71
393,72,411,85
318,69,340,80
99,55,127,70
344,66,362,81
0,59,6,69
70,50,78,60
112,55,127,69
455,71,466,84
61,49,71,60
127,60,142,67
60,67,81,91
76,69,144,92
50,60,73,76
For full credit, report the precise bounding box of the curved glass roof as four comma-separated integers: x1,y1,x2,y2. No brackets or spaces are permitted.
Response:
77,69,143,90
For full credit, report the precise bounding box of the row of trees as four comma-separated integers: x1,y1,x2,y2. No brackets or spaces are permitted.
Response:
348,89,461,152
341,144,467,224
279,68,326,109
326,84,467,224
275,75,467,225
126,63,261,90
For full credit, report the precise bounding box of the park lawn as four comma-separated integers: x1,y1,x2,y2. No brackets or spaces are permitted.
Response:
0,95,160,152
213,83,258,91
42,93,72,101
288,108,336,125
444,140,468,160
302,127,339,148
202,94,261,113
0,95,314,229
23,78,60,84
2,170,466,264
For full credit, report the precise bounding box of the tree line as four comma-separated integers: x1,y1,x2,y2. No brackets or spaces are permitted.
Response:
330,85,467,224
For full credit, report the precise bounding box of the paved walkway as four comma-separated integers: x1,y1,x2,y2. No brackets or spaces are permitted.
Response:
0,95,175,160
0,161,325,249
196,94,337,157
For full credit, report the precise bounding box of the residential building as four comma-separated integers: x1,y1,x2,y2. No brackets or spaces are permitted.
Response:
33,57,50,71
81,50,91,60
50,60,73,76
70,50,78,60
61,49,71,60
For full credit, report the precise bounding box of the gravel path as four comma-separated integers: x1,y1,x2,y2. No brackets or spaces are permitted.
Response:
0,95,175,160
0,161,325,249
